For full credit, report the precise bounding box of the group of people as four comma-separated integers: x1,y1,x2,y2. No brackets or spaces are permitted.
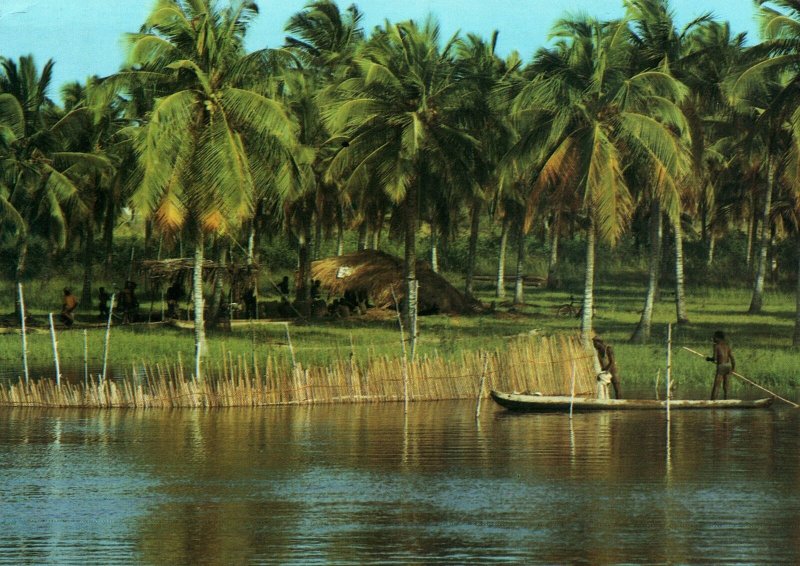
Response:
592,330,735,401
59,281,140,327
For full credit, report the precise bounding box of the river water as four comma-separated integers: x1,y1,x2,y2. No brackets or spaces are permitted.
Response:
1,397,798,564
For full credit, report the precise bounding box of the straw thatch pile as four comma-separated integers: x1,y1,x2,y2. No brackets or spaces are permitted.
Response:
311,250,478,314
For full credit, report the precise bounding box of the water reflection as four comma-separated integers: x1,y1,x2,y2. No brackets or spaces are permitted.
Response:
1,402,798,564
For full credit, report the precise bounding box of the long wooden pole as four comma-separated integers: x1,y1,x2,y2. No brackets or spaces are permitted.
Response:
18,283,29,384
666,323,672,421
682,346,798,408
102,293,116,382
48,313,61,387
83,329,89,389
475,352,488,419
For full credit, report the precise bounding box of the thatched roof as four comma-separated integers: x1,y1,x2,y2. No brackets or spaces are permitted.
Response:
140,259,259,283
311,250,477,314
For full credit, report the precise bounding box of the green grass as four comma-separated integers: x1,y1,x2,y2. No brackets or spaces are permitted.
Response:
1,273,797,400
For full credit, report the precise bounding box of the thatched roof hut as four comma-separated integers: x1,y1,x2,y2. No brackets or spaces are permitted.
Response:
311,250,477,314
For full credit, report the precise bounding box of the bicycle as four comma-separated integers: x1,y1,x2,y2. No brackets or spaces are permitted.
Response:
555,296,581,318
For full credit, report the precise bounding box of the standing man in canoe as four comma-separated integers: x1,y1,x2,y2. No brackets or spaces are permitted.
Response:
707,330,735,400
592,335,622,399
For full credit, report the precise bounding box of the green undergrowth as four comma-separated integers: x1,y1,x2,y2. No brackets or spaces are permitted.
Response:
1,274,797,400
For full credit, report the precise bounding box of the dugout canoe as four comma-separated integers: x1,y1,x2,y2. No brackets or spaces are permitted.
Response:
490,391,775,412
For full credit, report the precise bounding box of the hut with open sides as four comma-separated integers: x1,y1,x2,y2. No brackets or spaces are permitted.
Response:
140,258,260,324
311,250,478,315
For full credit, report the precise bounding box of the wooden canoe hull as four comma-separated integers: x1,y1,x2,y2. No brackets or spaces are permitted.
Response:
489,391,775,412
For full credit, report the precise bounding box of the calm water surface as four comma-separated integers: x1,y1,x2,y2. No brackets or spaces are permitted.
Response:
1,396,799,564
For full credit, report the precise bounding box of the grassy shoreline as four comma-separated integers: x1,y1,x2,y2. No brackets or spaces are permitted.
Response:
0,277,797,400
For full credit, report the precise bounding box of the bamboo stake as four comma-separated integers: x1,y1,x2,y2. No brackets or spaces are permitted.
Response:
569,359,576,419
475,351,489,419
666,324,672,422
48,313,61,387
391,287,410,413
83,330,89,389
102,293,115,382
681,346,798,408
18,283,29,384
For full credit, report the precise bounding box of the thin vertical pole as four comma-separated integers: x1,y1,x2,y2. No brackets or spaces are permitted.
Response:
569,359,577,420
475,352,489,419
102,293,116,382
48,313,61,387
284,322,296,370
666,323,672,422
83,329,89,389
18,283,29,384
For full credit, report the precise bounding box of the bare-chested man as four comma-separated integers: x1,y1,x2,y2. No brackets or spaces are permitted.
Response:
707,330,735,400
592,335,622,399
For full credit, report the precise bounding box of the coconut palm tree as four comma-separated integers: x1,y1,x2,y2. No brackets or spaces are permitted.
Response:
511,16,691,341
324,18,478,356
118,0,298,377
0,56,96,312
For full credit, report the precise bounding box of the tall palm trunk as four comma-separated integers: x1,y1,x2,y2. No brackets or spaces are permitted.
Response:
513,222,525,305
14,237,28,317
81,221,95,308
495,215,509,298
297,223,312,316
580,217,596,345
430,224,439,273
546,215,560,289
464,196,481,297
404,183,419,358
314,212,322,260
193,232,207,380
746,208,755,269
207,243,227,327
336,205,345,256
672,216,689,324
793,233,800,347
631,201,662,343
706,234,715,266
356,221,367,251
103,186,116,274
749,159,775,314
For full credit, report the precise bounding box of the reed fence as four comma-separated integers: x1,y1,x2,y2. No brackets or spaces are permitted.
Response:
0,334,595,408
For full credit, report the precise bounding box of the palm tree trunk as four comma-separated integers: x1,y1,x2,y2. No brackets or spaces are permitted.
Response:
357,221,367,251
546,215,560,289
404,183,419,358
207,243,227,328
247,221,256,265
464,196,481,297
314,212,322,260
793,233,800,347
496,215,508,298
672,216,689,324
513,222,525,305
336,206,345,256
14,238,28,318
103,188,116,274
746,208,755,269
631,201,662,343
580,217,596,344
193,232,207,380
748,159,774,314
706,233,715,266
430,225,439,273
81,221,94,308
297,223,312,315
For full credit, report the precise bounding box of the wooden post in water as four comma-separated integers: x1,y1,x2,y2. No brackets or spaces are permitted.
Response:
18,283,29,384
666,323,672,422
475,352,489,419
569,359,577,419
83,330,89,389
102,293,116,382
48,313,61,387
392,287,410,413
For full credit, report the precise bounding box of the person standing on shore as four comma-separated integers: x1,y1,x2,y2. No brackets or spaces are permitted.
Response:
707,330,735,400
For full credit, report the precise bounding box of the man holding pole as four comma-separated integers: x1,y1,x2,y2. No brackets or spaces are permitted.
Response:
707,330,735,400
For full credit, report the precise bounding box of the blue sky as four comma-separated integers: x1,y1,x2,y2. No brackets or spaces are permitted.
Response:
0,0,761,99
